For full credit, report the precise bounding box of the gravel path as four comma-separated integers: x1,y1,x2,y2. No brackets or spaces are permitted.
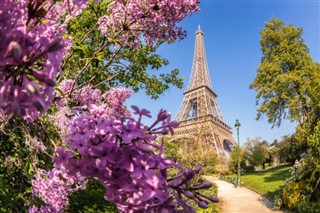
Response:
204,176,284,213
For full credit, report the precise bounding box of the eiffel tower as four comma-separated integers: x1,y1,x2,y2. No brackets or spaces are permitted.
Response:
174,26,236,163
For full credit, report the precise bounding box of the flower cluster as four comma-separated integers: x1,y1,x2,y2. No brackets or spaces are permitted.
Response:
28,205,56,213
52,79,132,135
98,0,199,48
30,168,87,212
89,87,132,119
53,105,217,212
0,0,89,120
26,137,47,153
168,166,219,210
52,106,73,136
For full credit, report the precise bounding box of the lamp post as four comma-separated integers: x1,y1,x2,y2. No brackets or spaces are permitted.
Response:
234,119,241,188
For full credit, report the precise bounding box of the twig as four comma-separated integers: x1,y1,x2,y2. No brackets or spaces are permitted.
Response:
93,70,125,89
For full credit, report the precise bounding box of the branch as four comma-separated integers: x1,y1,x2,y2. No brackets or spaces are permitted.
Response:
93,70,125,89
65,13,142,96
62,22,99,68
68,44,123,96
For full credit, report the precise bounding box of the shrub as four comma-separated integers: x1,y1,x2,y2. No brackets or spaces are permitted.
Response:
66,180,117,213
273,191,283,210
296,201,320,213
243,165,255,174
282,181,304,209
220,170,233,176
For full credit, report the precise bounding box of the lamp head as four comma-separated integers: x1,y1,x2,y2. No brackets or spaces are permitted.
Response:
234,119,241,129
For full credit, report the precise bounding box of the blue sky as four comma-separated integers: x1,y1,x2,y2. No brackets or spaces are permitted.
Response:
127,0,320,145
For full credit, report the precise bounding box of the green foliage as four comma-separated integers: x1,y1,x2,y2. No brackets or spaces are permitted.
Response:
308,121,320,158
296,201,320,213
193,184,219,213
243,137,270,169
66,180,117,213
228,147,246,173
252,144,269,168
164,136,218,177
270,134,306,165
0,115,60,212
219,170,233,176
251,17,320,211
0,177,29,213
282,152,320,210
250,17,319,127
63,0,184,99
280,122,320,210
273,191,283,210
282,181,304,209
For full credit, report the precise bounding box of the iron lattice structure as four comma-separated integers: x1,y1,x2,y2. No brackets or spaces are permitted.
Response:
174,26,236,163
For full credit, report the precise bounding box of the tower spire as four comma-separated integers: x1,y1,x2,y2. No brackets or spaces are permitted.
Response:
187,25,213,92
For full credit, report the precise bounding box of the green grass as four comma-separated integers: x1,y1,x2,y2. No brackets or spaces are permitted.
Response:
226,165,291,199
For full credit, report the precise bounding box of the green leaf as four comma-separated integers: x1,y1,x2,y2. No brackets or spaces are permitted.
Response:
24,162,33,176
54,87,66,98
81,45,91,57
96,52,104,61
41,19,50,25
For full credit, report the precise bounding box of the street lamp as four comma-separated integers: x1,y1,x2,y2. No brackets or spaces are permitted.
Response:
234,119,241,188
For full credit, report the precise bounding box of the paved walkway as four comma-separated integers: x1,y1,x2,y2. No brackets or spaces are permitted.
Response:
204,176,284,213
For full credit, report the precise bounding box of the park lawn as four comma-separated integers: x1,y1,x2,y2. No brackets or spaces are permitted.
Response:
227,165,291,198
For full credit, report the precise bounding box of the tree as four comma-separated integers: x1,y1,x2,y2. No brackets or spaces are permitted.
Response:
250,18,319,128
64,0,184,99
243,137,270,170
228,147,246,173
273,135,306,165
252,144,268,169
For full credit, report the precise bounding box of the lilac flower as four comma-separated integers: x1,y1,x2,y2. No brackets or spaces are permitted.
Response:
0,0,91,120
55,80,132,120
97,0,200,48
28,205,58,213
31,168,85,211
25,137,47,153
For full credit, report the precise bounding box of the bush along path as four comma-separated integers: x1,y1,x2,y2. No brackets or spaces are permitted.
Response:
204,176,285,213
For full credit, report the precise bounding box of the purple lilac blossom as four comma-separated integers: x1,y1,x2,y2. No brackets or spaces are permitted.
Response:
32,84,218,212
31,168,87,212
26,137,47,153
98,0,200,48
0,0,90,120
28,205,58,213
52,105,217,212
52,80,132,136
